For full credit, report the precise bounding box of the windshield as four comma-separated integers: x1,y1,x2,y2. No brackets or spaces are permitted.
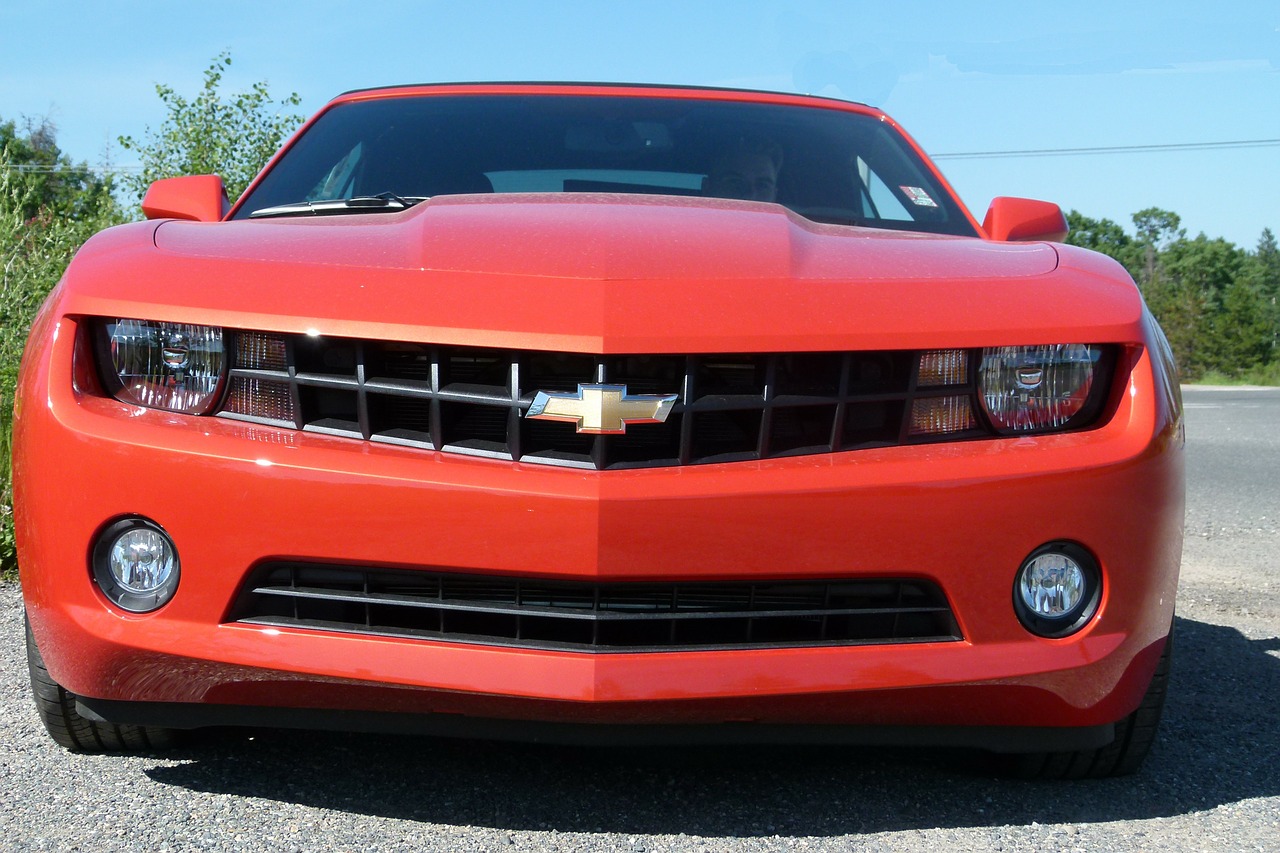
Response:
233,92,977,236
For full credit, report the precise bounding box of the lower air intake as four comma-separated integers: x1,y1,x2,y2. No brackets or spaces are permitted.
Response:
230,564,962,652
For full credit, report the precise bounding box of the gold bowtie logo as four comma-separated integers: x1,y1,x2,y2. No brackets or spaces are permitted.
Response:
526,384,678,434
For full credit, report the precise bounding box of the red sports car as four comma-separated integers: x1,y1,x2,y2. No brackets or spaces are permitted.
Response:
15,84,1184,777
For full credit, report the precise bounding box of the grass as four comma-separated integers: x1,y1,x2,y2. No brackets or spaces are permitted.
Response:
1193,362,1280,387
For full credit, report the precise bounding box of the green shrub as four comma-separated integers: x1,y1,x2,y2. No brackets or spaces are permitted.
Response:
1,51,296,579
1196,362,1280,387
1,145,120,577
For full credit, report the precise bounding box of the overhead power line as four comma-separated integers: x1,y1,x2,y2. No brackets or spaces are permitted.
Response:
2,137,1277,173
933,138,1280,160
0,164,144,173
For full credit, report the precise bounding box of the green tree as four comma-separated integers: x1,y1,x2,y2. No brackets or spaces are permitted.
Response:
1164,234,1244,308
0,116,116,221
1074,208,1278,381
2,129,122,574
1131,207,1184,294
1131,208,1184,247
1143,276,1208,379
1163,234,1252,377
1254,227,1280,288
1244,228,1280,359
1210,278,1273,373
1065,210,1137,275
118,52,304,203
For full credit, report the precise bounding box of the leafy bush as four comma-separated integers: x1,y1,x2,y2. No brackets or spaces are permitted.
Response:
2,52,295,577
118,52,303,204
1,142,120,576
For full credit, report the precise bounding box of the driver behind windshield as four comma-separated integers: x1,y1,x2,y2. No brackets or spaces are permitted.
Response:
703,138,783,203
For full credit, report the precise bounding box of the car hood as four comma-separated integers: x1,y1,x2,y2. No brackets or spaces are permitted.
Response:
66,194,1144,353
156,193,1058,282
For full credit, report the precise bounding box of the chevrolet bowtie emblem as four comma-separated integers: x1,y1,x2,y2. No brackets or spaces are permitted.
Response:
526,384,678,434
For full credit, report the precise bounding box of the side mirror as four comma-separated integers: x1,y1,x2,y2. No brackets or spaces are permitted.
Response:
141,175,231,222
982,197,1069,243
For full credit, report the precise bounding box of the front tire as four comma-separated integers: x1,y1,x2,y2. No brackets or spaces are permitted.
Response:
1002,628,1172,779
25,616,179,752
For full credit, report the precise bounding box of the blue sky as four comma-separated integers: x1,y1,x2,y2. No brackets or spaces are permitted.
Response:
2,1,1276,247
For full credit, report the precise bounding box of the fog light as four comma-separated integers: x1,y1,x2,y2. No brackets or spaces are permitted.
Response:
92,518,180,612
1014,542,1100,638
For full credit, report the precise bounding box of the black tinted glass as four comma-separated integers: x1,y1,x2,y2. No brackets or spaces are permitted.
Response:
234,93,976,236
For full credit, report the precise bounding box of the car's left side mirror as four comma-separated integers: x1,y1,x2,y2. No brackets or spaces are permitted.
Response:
141,175,231,222
982,197,1069,243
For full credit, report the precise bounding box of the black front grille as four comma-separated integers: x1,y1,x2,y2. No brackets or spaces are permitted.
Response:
219,335,989,469
230,564,962,652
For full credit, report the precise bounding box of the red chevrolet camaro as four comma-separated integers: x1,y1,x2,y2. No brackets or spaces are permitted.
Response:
15,84,1184,777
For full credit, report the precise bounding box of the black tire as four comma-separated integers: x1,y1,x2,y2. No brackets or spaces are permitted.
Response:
1000,627,1172,780
25,616,180,753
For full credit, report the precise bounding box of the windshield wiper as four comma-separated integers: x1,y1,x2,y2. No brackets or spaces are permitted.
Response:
249,193,427,219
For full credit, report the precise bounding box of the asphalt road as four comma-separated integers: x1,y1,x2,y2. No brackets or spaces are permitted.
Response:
1,386,1277,852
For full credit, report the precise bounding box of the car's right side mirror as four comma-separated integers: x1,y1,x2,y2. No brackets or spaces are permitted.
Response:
141,175,231,222
983,197,1069,243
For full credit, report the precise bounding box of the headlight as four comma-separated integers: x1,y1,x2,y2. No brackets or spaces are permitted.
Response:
978,344,1106,433
99,319,226,414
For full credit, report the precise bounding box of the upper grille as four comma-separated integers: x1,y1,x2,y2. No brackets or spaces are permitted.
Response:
230,563,962,652
217,334,988,469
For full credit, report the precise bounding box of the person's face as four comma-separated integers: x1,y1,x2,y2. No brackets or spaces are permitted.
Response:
708,151,778,202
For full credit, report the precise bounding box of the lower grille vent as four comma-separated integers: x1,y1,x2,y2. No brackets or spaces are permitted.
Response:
230,564,962,652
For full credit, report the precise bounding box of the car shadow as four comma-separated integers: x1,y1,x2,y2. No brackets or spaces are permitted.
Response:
142,616,1278,836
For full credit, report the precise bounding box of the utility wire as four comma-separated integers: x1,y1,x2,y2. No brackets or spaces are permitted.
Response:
934,138,1280,160
0,164,144,173
3,137,1278,172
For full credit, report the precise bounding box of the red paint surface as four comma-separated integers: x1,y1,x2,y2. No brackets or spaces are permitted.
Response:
15,84,1184,735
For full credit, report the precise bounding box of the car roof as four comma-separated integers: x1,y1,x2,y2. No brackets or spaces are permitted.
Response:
329,82,883,117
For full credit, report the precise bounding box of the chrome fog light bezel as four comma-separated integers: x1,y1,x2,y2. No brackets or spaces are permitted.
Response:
91,517,181,613
1013,541,1101,639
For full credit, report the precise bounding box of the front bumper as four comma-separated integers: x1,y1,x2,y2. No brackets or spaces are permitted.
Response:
16,315,1184,741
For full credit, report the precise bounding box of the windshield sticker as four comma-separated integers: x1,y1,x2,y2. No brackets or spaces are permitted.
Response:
900,186,938,207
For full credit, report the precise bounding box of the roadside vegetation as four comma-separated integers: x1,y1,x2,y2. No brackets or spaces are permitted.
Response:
0,54,300,576
1067,210,1280,384
1,55,1277,576
1,119,124,577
